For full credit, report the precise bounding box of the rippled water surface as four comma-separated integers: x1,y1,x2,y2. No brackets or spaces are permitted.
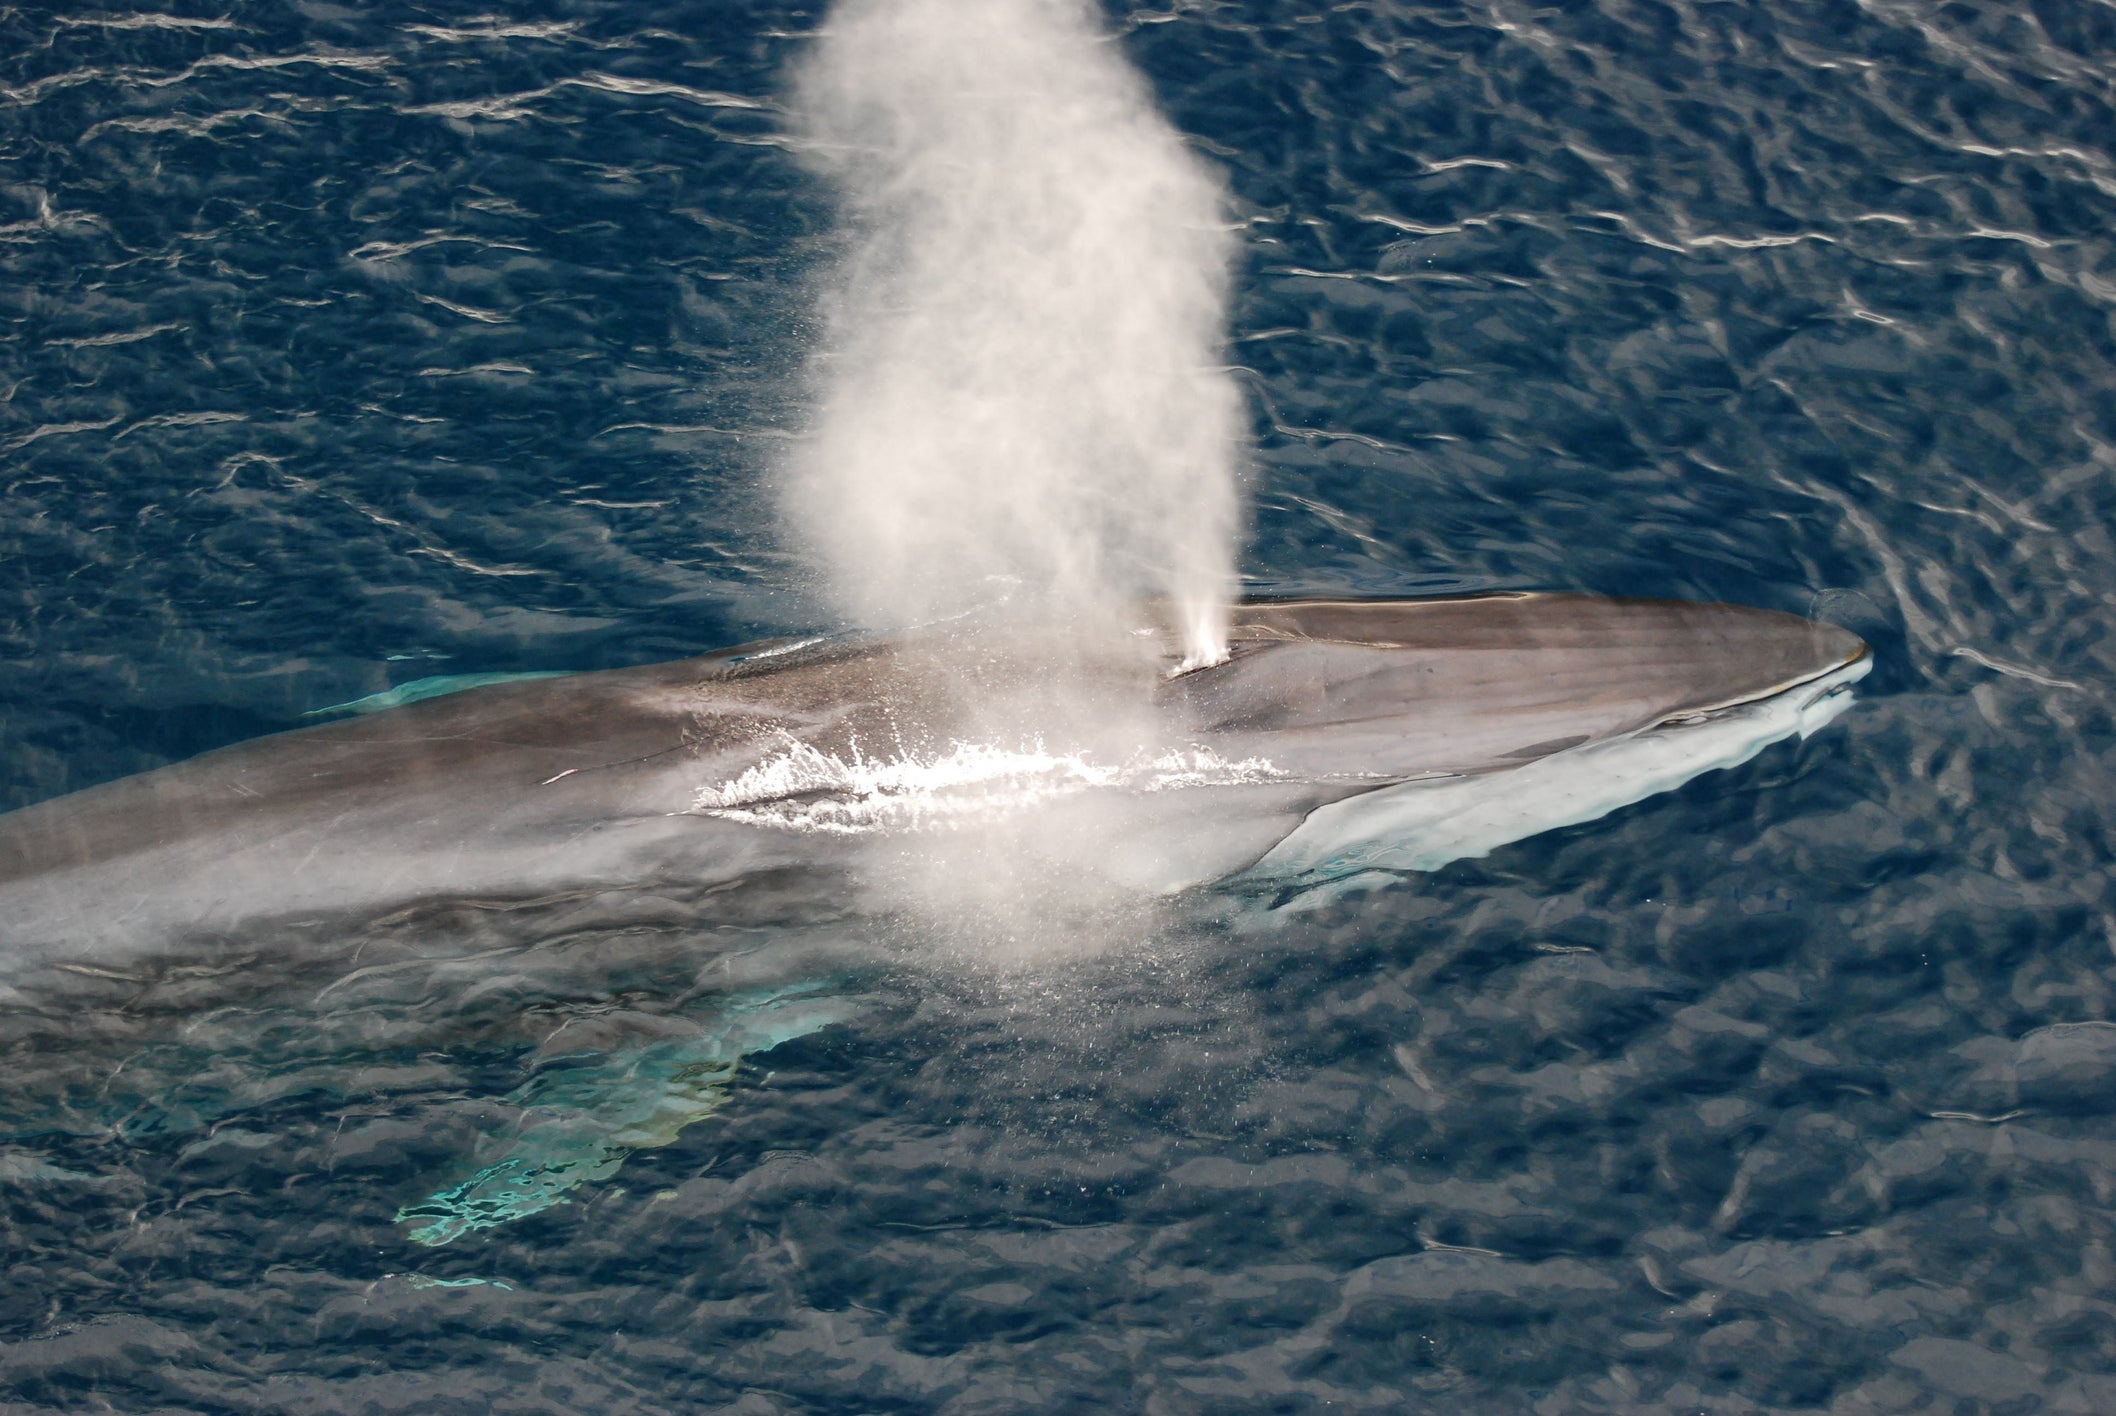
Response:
4,1,2116,1411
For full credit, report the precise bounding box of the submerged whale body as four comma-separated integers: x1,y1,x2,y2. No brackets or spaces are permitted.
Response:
0,595,1868,1242
0,593,1869,970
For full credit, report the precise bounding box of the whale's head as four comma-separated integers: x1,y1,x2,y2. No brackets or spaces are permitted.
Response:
1140,594,1871,898
1156,593,1869,782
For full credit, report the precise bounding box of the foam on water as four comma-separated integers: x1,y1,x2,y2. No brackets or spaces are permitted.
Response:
693,737,1288,834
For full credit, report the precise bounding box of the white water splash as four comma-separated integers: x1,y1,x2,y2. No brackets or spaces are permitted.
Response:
693,738,1285,835
783,0,1245,667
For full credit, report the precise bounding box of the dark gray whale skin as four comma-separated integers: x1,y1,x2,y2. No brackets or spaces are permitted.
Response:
0,595,1866,982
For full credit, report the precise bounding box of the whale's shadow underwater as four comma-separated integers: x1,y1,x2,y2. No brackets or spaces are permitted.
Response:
0,595,1868,1244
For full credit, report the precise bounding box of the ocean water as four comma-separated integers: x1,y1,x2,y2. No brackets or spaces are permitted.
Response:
3,1,2115,1412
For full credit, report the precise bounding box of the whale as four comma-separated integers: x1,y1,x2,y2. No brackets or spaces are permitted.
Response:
0,594,1869,1241
0,593,1869,967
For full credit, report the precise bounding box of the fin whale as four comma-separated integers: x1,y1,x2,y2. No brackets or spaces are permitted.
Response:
0,593,1869,975
0,593,1869,1242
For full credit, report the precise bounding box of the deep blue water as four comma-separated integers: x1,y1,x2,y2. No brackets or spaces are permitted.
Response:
4,1,2116,1411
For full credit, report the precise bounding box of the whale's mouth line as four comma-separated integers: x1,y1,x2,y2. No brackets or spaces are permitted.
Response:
1651,644,1873,730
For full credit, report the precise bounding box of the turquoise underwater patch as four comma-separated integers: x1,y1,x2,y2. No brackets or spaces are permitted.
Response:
395,984,857,1247
307,671,573,717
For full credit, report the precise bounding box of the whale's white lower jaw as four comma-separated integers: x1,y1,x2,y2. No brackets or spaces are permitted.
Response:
1232,651,1873,909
